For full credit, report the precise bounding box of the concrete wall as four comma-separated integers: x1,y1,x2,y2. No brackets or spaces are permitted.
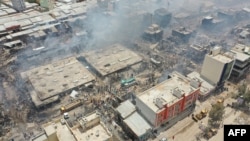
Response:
83,117,100,130
219,60,234,84
47,133,58,141
135,96,156,126
201,55,225,85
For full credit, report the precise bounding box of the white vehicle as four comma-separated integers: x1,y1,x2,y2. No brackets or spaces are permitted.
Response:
160,138,167,141
64,112,69,119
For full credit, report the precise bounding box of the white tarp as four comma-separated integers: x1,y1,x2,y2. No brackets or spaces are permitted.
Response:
70,90,79,98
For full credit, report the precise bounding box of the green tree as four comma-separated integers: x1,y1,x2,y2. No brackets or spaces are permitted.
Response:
243,90,250,103
208,103,225,127
238,83,250,104
238,83,247,96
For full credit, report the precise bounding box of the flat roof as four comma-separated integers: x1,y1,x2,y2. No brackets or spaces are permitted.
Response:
43,121,76,141
187,71,215,95
116,100,136,119
44,124,56,136
21,57,95,100
72,124,111,141
210,53,234,64
82,44,142,76
232,44,249,52
30,90,59,108
83,112,99,122
138,72,196,112
32,133,47,141
123,112,151,137
231,50,250,62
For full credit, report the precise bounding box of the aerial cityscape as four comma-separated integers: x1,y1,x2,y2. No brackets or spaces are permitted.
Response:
0,0,250,141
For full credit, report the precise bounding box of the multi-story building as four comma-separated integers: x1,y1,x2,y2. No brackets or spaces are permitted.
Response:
134,71,200,128
230,44,250,80
11,0,26,12
201,46,235,87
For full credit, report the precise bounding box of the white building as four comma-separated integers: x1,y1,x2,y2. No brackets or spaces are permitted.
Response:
201,46,235,86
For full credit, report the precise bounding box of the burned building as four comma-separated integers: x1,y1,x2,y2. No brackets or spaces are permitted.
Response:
188,45,208,64
230,44,250,80
201,16,213,27
201,16,224,29
21,57,95,108
81,44,142,77
142,24,163,43
217,9,235,21
153,8,171,28
238,8,250,20
172,27,193,42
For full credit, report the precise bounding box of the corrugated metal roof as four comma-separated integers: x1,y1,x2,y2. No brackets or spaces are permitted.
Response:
124,112,151,137
116,100,136,119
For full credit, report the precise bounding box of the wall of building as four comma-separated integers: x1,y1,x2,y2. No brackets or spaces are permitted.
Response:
219,60,234,85
82,117,100,131
47,133,58,141
138,130,151,141
183,89,199,109
201,55,225,85
135,97,156,126
155,89,199,127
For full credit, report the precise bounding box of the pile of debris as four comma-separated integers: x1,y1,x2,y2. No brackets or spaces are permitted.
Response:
0,104,14,137
231,24,250,39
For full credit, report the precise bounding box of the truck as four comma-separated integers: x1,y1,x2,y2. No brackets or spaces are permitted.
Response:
192,109,208,122
60,99,83,113
121,77,136,87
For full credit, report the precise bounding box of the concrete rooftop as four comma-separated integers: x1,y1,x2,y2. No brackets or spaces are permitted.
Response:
82,44,142,76
21,57,95,100
210,53,234,64
231,50,250,62
116,100,136,119
42,121,76,141
138,72,196,112
123,112,151,137
187,71,215,95
72,124,111,141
